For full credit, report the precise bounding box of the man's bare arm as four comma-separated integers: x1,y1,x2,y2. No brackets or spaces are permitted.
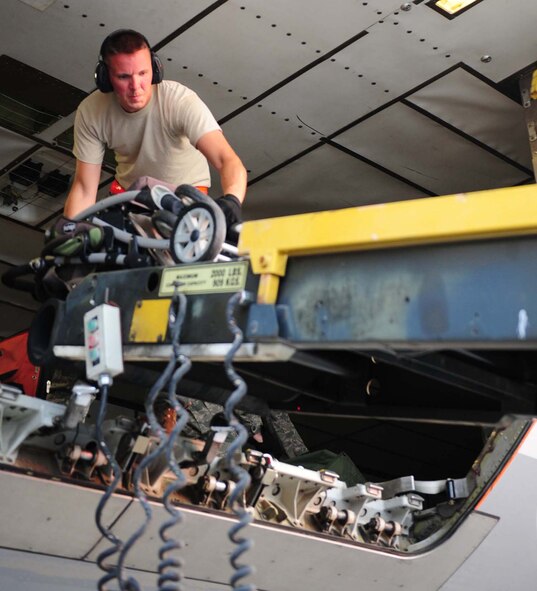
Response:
196,130,247,202
63,160,102,218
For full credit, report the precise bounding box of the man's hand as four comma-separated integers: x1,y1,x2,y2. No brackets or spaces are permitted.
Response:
216,194,242,242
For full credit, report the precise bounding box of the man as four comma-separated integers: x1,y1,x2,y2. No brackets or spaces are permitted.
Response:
63,29,246,233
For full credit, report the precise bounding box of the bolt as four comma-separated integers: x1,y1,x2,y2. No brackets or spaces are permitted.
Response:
261,506,277,520
400,2,412,10
259,255,270,268
481,55,492,63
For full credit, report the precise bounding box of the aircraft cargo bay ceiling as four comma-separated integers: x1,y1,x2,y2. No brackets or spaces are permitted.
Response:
0,0,536,338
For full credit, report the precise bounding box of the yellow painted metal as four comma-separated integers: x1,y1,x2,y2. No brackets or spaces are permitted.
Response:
257,273,282,305
238,184,537,303
129,298,171,343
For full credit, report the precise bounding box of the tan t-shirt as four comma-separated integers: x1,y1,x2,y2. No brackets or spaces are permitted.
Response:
73,80,221,189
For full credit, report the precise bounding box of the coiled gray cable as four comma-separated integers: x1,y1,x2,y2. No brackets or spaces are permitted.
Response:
157,292,192,591
223,291,257,591
115,287,190,591
94,376,125,590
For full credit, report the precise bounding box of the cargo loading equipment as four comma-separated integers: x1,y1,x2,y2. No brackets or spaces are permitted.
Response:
2,184,537,590
30,183,537,424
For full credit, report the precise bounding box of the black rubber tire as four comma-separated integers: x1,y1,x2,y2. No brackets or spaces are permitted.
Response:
170,201,225,263
151,209,178,238
1,263,37,294
174,183,212,205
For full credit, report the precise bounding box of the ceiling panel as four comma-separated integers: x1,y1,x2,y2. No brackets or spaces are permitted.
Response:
158,0,446,122
0,0,217,91
160,0,421,114
251,16,464,139
335,103,529,195
250,56,389,136
219,107,321,182
408,68,531,169
330,12,460,101
397,0,537,82
244,143,428,220
158,58,246,122
237,0,405,54
160,1,339,113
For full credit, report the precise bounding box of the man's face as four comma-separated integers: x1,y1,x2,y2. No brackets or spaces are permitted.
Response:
107,48,153,112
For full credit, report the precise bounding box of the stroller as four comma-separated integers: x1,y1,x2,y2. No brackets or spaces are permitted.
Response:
2,178,239,302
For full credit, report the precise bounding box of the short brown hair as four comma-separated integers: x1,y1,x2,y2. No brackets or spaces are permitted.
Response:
100,29,150,62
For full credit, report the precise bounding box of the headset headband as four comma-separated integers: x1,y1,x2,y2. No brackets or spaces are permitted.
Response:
99,29,152,60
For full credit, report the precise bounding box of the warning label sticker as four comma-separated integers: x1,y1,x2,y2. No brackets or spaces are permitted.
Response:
159,261,248,296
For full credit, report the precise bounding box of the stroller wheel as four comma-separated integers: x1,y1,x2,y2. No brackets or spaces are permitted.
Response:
151,209,177,238
170,201,225,263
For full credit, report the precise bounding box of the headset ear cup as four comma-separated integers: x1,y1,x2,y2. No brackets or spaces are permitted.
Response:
151,52,164,84
95,60,113,93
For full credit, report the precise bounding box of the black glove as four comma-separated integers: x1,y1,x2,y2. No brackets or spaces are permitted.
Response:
216,194,242,242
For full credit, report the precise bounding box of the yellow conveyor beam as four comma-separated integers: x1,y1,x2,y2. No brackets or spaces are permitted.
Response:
238,184,537,303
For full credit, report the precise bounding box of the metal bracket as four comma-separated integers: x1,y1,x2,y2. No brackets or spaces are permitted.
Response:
377,474,473,499
519,69,537,181
0,383,66,463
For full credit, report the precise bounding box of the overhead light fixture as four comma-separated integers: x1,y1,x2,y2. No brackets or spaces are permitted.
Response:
436,0,479,13
427,0,483,18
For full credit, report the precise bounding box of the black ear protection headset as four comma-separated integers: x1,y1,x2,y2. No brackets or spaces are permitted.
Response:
94,29,164,93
